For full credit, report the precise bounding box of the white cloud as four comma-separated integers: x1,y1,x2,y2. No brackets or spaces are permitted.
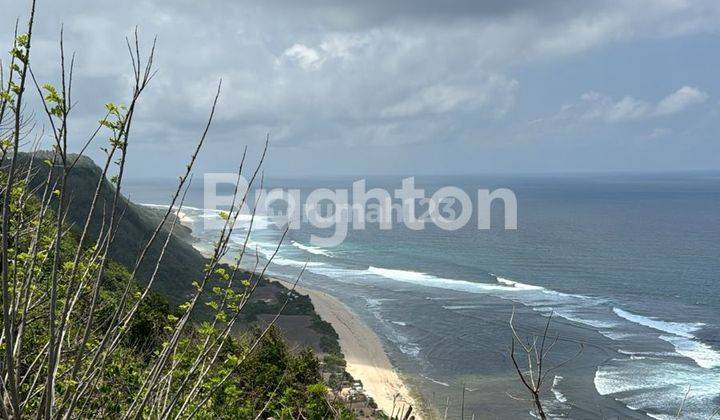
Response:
282,44,323,70
559,86,709,123
319,33,369,60
381,76,518,119
655,86,709,116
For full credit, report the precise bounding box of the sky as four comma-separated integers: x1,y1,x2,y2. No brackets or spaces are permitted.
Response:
2,0,720,177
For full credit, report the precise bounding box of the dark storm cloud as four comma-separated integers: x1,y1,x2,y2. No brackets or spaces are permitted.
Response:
248,0,593,28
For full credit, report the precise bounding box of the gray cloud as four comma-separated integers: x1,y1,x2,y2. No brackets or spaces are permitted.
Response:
2,0,719,175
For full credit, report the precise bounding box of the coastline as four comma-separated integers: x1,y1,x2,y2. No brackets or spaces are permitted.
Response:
183,230,422,417
276,279,422,419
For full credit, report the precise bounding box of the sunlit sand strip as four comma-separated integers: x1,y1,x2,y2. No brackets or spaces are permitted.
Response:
277,279,422,419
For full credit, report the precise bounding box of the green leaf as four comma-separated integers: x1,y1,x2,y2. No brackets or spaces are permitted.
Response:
15,34,29,47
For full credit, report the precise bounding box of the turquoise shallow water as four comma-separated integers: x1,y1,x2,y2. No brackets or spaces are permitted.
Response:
128,172,720,418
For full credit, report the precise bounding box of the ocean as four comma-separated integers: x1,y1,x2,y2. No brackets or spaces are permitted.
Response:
126,172,720,419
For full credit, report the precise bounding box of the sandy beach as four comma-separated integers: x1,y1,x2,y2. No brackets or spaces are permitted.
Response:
277,279,421,419
184,228,421,417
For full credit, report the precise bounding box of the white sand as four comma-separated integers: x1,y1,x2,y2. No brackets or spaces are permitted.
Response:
277,280,421,419
185,231,421,417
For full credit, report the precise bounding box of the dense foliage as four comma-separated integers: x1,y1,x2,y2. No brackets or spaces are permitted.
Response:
0,179,341,418
0,3,357,417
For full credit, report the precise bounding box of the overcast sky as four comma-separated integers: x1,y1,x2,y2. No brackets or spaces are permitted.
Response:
3,0,720,177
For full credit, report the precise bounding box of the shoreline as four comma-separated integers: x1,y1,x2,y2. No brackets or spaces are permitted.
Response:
276,279,422,419
184,231,423,417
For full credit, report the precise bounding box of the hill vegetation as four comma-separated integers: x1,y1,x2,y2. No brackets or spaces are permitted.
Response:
0,2,372,418
0,183,341,417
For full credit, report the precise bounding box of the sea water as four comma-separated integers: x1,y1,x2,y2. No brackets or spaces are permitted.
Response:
127,172,720,419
